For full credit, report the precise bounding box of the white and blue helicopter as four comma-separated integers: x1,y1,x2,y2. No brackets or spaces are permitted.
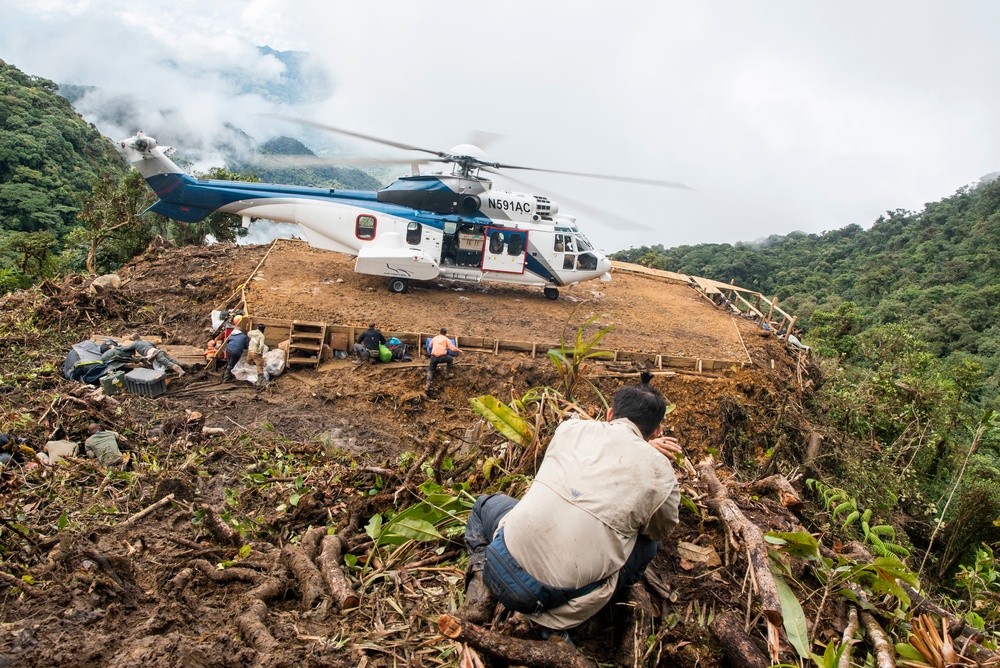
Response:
120,121,689,299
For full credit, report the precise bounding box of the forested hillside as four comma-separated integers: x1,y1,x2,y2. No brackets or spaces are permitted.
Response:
614,177,1000,377
615,181,1000,622
0,59,378,291
0,59,127,289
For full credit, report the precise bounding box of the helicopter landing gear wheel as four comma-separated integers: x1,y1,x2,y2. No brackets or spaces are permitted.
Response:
388,278,409,294
543,287,559,300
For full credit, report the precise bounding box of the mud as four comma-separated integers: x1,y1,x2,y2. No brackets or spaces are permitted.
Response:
0,239,814,667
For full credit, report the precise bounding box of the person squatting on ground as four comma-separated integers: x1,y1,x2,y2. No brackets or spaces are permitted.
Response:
247,323,268,382
354,322,386,364
36,428,79,466
223,318,249,383
457,371,682,635
84,423,126,467
425,328,460,391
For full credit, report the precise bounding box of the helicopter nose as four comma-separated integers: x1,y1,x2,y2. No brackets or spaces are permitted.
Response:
598,255,612,274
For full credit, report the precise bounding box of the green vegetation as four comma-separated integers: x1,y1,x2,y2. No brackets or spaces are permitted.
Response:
613,178,1000,385
614,177,1000,635
0,60,266,290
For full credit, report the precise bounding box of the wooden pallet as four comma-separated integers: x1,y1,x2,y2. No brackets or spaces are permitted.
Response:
286,320,327,367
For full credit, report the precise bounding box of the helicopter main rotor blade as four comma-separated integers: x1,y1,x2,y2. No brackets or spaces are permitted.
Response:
481,167,654,233
264,114,446,158
491,163,693,190
241,154,447,169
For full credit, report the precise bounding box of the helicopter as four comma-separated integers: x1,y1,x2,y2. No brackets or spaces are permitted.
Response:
119,120,690,299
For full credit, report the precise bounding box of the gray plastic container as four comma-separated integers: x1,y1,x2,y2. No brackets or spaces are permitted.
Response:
124,368,167,398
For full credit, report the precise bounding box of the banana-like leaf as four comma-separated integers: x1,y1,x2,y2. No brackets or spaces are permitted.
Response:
469,395,533,446
773,572,811,659
379,517,443,545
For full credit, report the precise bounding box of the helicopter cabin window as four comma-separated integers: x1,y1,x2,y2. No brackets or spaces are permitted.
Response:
563,254,576,270
576,253,598,271
564,237,575,253
554,234,565,253
356,215,376,240
507,233,524,256
489,231,505,254
406,222,422,245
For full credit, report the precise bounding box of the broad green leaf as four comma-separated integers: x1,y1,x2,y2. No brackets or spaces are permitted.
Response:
469,395,533,446
379,517,443,544
365,513,383,540
57,513,68,530
766,531,821,560
238,544,252,559
894,643,926,662
773,572,810,659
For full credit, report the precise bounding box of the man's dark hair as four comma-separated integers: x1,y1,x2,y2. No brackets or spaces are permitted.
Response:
440,328,447,335
369,322,377,329
52,428,67,440
258,324,266,332
612,371,666,439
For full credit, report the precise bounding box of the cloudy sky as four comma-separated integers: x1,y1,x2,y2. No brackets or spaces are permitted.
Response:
3,0,999,253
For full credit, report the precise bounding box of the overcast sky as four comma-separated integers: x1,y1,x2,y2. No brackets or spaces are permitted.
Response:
3,0,999,253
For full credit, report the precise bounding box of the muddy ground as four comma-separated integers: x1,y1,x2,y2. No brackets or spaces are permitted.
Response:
0,240,818,667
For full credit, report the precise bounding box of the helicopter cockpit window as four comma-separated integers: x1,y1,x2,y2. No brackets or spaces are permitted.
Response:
489,231,505,254
563,255,575,270
356,215,376,240
406,222,422,245
575,235,593,252
554,234,565,253
507,233,524,256
564,237,575,253
576,253,598,271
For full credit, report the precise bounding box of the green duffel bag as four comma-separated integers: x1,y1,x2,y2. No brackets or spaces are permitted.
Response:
378,343,393,363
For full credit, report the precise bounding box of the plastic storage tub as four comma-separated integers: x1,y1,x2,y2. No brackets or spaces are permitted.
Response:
124,368,167,397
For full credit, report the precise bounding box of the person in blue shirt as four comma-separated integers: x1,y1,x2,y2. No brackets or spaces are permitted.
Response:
223,317,250,382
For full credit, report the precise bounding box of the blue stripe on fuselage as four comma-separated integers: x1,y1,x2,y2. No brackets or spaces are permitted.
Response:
144,173,493,229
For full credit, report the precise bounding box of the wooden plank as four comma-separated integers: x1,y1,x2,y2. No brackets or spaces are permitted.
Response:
329,333,349,351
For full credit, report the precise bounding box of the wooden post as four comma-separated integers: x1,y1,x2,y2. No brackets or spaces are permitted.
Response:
767,297,776,325
785,316,797,339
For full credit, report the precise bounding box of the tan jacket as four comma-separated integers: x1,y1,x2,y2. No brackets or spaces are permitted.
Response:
502,418,680,629
248,329,266,355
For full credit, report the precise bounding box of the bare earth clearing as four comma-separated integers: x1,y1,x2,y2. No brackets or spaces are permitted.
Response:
0,240,821,667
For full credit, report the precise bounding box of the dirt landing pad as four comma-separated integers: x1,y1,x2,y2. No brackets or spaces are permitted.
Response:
245,240,750,362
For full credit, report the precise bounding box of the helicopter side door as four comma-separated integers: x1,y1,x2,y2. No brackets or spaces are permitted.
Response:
481,227,527,274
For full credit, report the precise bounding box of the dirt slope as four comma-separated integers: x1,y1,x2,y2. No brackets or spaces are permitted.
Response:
0,240,818,667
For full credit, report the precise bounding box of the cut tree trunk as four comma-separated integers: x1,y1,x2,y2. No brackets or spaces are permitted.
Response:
316,535,359,610
746,475,803,510
860,611,895,668
437,614,596,668
698,456,783,626
710,612,770,668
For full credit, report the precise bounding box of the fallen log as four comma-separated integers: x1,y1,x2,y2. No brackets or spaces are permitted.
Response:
839,606,859,668
710,612,770,668
282,544,325,610
698,456,783,626
746,475,803,510
860,611,895,668
237,598,278,654
118,493,175,529
299,526,327,562
200,503,243,546
437,614,596,668
316,535,359,610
